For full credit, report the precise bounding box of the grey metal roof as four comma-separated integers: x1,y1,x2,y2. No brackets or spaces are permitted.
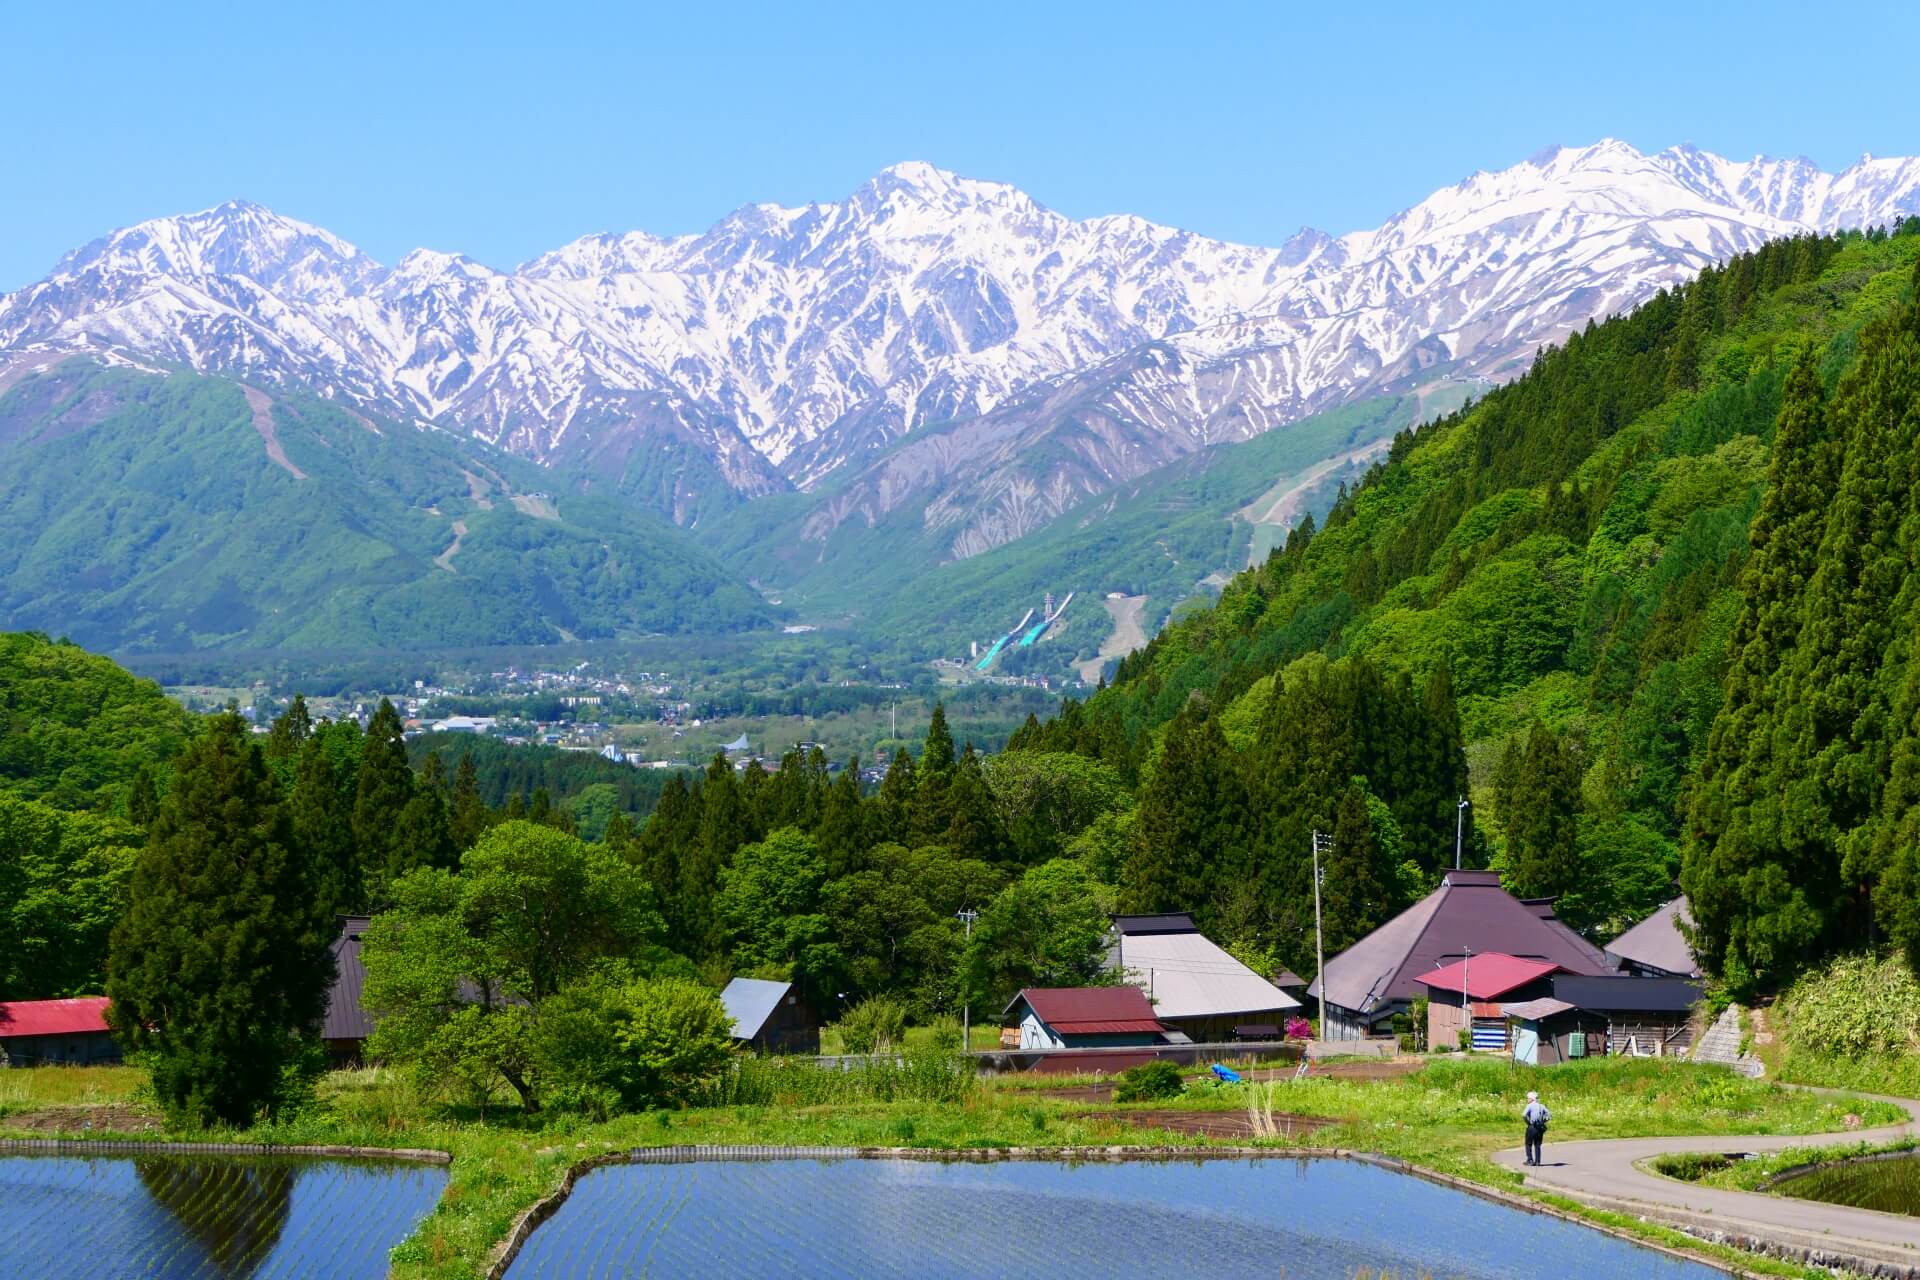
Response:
1604,897,1701,977
1502,997,1576,1021
1551,974,1702,1013
1113,927,1299,1020
721,977,792,1040
1310,870,1614,1014
322,916,374,1042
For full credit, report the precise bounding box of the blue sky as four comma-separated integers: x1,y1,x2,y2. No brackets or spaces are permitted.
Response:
5,1,1917,288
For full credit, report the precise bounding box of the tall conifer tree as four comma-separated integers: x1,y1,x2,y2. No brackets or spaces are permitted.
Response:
107,711,334,1127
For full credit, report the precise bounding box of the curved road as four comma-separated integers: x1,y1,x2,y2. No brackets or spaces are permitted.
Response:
1493,1089,1920,1272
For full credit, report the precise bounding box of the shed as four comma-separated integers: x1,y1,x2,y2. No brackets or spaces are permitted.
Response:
1604,897,1701,978
721,978,821,1055
323,915,375,1066
1309,869,1613,1041
1414,953,1562,1052
0,997,119,1066
1108,914,1298,1041
1551,974,1702,1057
1501,997,1610,1065
1001,987,1167,1050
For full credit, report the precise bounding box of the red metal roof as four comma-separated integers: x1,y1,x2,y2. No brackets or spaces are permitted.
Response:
1412,953,1561,1000
1007,986,1161,1030
0,997,111,1038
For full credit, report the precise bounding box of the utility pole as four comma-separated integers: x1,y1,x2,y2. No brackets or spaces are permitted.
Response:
1455,796,1470,870
1312,830,1332,1042
1461,946,1473,1052
957,908,978,1051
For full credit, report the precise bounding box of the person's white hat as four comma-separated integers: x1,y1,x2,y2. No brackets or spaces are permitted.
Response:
1527,1091,1538,1101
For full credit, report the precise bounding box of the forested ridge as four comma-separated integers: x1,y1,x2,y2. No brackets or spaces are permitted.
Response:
1019,221,1920,989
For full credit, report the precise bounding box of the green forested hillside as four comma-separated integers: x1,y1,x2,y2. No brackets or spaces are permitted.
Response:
0,362,778,651
1040,223,1920,983
686,386,1470,671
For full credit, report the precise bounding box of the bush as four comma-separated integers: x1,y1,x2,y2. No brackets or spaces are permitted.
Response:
1112,1060,1185,1103
537,976,736,1112
923,1016,963,1052
1778,953,1920,1057
834,997,907,1055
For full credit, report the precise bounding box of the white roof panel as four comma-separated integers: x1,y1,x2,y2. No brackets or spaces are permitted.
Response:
1114,930,1300,1020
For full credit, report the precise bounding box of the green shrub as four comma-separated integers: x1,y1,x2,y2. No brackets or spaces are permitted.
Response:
834,997,908,1054
1112,1060,1185,1102
1777,953,1920,1057
537,976,736,1112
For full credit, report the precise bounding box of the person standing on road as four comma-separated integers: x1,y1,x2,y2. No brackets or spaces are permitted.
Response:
1522,1090,1550,1165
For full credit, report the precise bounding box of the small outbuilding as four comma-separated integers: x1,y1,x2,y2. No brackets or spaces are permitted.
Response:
0,997,119,1066
721,978,821,1055
1550,974,1702,1057
322,915,375,1066
1001,987,1167,1050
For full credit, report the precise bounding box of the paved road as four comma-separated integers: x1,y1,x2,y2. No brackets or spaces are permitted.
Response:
1493,1088,1920,1271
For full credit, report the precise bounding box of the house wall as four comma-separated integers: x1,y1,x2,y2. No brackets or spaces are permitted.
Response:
1020,1013,1062,1050
1324,1001,1399,1041
751,995,821,1055
1161,1011,1295,1044
0,1032,119,1067
1606,1014,1693,1057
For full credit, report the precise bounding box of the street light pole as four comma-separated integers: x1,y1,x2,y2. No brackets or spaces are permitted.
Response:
1455,796,1470,870
957,908,978,1051
1312,830,1331,1041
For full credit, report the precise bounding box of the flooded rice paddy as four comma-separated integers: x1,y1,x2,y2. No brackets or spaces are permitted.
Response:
1772,1150,1920,1217
506,1156,1726,1278
0,1152,445,1278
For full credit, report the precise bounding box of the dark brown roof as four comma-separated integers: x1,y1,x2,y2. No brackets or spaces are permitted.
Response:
1310,870,1614,1014
322,916,374,1042
1003,986,1163,1033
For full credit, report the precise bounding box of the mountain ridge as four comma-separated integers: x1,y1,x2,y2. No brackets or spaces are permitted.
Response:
5,141,1919,563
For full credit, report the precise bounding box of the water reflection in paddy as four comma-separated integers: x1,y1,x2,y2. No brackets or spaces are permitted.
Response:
0,1152,445,1279
507,1156,1726,1279
1772,1151,1920,1217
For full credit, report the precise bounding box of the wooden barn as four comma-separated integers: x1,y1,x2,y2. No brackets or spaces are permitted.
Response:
322,915,376,1066
0,997,119,1067
721,978,821,1055
1001,986,1168,1050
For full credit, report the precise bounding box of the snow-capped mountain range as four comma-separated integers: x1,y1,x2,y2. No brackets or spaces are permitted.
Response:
5,139,1919,555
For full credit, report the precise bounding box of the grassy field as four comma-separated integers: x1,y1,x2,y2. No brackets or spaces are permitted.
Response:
0,1056,1896,1279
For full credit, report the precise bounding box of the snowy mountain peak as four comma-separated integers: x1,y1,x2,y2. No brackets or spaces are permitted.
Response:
6,139,1920,549
52,199,375,298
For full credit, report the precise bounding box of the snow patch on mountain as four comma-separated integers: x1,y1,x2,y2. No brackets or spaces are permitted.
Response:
4,140,1919,547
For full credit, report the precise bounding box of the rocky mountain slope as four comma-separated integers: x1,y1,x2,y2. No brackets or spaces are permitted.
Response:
4,141,1918,561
